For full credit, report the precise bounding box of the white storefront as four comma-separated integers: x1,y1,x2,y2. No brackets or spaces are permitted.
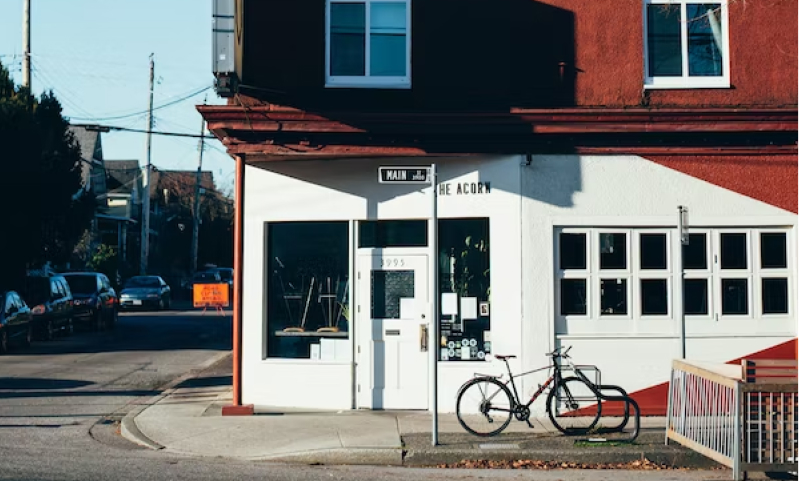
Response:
240,154,797,412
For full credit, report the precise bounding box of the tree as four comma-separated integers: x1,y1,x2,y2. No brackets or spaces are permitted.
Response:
0,62,94,290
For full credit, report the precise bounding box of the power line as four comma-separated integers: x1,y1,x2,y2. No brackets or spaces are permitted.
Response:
69,85,212,122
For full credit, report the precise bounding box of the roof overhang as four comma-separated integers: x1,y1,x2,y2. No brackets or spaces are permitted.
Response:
197,105,798,162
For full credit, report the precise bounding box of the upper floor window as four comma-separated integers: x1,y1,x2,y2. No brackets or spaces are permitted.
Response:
644,0,729,89
326,0,411,89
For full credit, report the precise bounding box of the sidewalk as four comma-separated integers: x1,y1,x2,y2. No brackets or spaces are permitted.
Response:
120,353,720,469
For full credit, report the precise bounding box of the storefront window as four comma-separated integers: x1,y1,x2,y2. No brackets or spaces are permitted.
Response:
266,222,350,360
438,218,490,361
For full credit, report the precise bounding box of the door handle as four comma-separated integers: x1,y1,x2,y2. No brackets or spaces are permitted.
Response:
420,324,428,352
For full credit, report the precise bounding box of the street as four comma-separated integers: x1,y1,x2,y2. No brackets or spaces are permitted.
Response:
0,309,738,481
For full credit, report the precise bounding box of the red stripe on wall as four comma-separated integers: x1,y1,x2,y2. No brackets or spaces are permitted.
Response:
645,155,798,213
596,339,798,416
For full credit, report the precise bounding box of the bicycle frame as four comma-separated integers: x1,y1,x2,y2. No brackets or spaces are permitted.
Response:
491,354,573,409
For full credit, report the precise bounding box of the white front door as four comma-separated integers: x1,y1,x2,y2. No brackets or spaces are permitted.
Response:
357,253,429,410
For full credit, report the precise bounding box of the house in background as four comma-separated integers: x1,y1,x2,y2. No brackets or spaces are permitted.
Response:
201,0,797,415
105,160,143,275
70,125,138,268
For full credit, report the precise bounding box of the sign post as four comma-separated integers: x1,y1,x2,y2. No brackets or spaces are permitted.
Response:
428,164,439,447
377,165,438,446
677,205,689,359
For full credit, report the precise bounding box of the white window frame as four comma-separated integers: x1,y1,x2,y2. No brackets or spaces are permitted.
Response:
754,229,792,319
682,229,715,322
643,0,731,89
715,229,753,319
325,0,412,89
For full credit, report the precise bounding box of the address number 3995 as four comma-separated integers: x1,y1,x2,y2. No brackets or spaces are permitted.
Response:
381,258,406,268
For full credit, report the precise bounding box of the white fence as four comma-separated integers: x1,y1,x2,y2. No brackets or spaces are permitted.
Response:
666,359,798,480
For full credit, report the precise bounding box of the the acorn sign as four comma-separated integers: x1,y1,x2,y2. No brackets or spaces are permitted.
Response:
378,166,430,184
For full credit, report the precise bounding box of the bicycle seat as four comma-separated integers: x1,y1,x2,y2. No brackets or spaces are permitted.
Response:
494,355,516,360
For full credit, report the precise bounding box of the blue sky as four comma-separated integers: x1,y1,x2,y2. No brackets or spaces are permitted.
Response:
0,0,233,194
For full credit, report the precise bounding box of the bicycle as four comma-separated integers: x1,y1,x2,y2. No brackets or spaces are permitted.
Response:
455,346,603,437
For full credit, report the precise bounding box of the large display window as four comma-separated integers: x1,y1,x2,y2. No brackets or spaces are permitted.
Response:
438,218,491,361
266,222,350,360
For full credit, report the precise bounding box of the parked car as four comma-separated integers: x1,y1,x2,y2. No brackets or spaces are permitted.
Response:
62,272,118,331
119,276,171,310
213,267,234,294
22,275,75,340
0,290,33,353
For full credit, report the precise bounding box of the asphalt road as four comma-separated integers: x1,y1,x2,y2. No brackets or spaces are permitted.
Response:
0,309,749,481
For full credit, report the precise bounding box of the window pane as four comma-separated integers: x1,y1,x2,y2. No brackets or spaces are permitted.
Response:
330,3,366,76
600,278,627,315
721,233,747,269
641,233,667,270
439,218,491,361
683,234,707,269
684,279,708,315
687,4,723,76
647,4,682,77
359,220,427,247
560,279,587,315
371,270,414,319
761,233,787,269
641,279,668,315
267,222,350,359
721,279,748,315
600,233,626,269
370,2,406,76
560,233,586,270
762,278,788,314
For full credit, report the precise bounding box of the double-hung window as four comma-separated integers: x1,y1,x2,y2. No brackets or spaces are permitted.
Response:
326,0,411,88
644,0,730,88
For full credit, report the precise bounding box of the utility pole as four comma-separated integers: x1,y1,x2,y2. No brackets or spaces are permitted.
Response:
190,107,206,274
140,54,155,275
22,0,30,89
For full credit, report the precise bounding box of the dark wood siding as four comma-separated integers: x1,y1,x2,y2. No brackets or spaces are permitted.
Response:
238,0,797,110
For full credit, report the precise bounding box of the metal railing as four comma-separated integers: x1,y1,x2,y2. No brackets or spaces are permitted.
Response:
666,358,798,480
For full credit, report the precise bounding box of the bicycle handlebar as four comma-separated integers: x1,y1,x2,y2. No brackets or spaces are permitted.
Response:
547,345,572,357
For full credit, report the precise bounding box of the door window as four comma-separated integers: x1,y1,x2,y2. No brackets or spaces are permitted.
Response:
370,270,414,319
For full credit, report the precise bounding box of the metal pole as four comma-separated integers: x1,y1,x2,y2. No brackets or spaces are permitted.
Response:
677,205,688,359
22,0,30,89
232,155,245,406
429,163,439,446
140,55,155,275
191,112,206,274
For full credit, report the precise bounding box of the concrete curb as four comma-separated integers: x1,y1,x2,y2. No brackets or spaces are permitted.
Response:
119,350,232,450
401,448,720,468
236,448,404,465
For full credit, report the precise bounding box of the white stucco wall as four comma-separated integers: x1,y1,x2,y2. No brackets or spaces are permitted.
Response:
242,155,523,410
241,153,796,412
519,155,797,412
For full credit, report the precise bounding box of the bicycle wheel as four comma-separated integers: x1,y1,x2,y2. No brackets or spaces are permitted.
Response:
456,377,515,437
547,376,601,435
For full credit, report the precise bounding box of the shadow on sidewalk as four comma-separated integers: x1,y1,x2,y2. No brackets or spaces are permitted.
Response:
174,375,232,389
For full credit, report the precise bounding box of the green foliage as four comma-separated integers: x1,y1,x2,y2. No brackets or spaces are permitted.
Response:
0,61,94,290
87,244,118,287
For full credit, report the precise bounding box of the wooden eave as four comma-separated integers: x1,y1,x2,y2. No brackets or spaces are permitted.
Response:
197,105,798,161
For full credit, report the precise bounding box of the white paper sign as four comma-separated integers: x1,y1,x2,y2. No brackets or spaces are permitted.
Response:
461,297,478,320
399,298,416,319
441,293,458,316
461,346,471,360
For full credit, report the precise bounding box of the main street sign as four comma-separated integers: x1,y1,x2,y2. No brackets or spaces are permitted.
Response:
378,166,430,184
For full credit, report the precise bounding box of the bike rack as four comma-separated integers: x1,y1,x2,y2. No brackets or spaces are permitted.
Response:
592,384,640,442
567,364,641,442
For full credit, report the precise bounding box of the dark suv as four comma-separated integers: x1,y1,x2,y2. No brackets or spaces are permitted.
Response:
1,291,33,353
62,272,118,331
22,275,75,341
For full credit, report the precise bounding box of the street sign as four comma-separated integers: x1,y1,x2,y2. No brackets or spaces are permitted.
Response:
378,166,430,184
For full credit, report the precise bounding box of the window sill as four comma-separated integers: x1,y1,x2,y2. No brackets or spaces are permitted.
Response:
325,77,411,90
644,78,731,90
